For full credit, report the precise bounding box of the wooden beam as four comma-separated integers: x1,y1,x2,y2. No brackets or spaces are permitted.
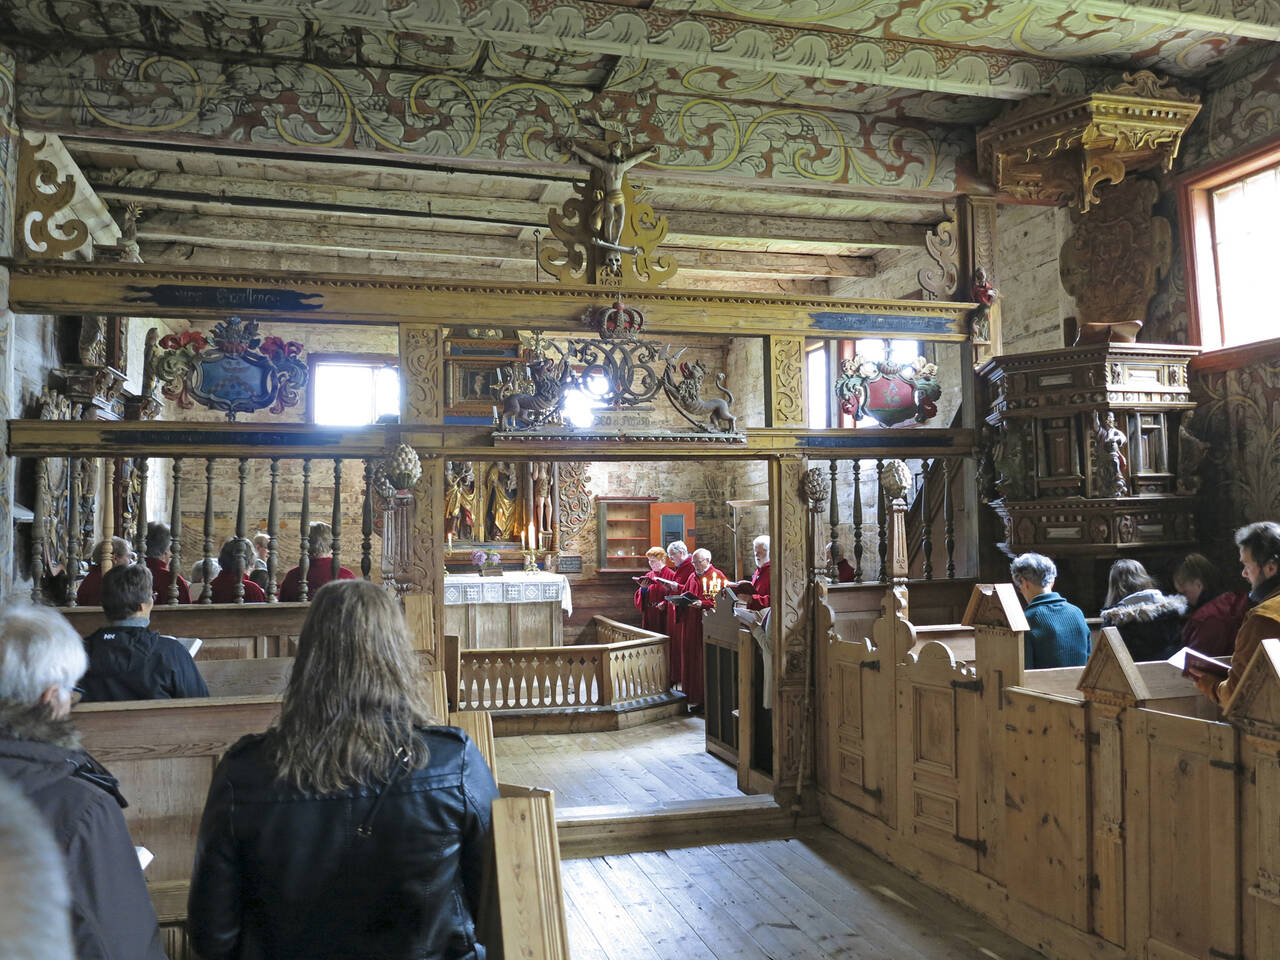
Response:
133,212,876,278
88,171,928,249
6,261,971,337
101,0,1107,99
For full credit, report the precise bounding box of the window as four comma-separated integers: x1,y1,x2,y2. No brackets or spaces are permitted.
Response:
804,338,920,429
1181,144,1280,350
310,358,400,426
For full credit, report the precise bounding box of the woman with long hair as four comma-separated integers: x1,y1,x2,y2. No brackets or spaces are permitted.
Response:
1173,552,1249,657
1099,558,1186,662
188,580,498,960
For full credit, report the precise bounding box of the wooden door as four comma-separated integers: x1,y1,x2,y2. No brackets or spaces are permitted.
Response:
826,630,895,824
650,501,695,552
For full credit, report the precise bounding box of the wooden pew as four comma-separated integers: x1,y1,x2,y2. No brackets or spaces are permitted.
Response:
59,603,309,660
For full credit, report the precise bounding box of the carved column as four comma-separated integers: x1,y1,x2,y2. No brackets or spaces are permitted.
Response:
959,196,999,362
0,45,17,594
766,336,805,428
770,455,811,804
400,324,445,664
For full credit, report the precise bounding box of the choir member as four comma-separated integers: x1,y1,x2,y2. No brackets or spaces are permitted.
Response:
633,546,676,634
278,521,356,602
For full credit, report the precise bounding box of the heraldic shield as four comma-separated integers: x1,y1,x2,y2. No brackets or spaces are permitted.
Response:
833,354,942,427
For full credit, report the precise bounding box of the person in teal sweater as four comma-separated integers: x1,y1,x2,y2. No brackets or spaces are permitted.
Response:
1010,553,1092,669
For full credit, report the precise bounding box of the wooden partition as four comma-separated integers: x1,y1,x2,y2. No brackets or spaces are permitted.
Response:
817,583,1280,960
60,603,307,660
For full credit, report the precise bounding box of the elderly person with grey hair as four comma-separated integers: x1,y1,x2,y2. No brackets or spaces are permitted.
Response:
1009,553,1091,669
0,605,165,960
0,774,75,960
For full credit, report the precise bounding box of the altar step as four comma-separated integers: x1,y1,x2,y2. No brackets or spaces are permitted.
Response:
488,691,685,735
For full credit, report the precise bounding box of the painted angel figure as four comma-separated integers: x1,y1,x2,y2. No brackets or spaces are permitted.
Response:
569,139,654,249
969,267,999,345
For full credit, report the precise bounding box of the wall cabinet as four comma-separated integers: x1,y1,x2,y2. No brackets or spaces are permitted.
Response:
596,497,695,572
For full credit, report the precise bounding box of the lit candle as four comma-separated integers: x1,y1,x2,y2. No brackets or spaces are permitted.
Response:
528,521,537,551
520,530,526,549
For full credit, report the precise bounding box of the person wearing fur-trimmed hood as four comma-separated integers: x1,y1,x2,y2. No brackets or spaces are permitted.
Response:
1100,559,1187,662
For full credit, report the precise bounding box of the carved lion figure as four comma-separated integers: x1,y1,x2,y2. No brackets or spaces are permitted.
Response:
660,359,738,434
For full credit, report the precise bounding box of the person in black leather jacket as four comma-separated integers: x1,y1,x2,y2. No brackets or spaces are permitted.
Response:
0,604,166,960
80,562,209,702
188,579,499,960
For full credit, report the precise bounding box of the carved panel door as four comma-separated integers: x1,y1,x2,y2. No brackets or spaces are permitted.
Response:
896,643,981,870
826,630,895,826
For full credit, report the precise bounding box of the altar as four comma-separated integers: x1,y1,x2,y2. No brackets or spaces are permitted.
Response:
442,571,573,649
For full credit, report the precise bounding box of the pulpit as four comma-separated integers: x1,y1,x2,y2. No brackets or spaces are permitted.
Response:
442,572,573,649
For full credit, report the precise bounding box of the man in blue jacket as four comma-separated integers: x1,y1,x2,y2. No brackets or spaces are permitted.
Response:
1010,553,1092,669
81,563,209,702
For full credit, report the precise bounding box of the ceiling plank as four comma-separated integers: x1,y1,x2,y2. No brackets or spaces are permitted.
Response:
135,212,877,278
1031,0,1280,42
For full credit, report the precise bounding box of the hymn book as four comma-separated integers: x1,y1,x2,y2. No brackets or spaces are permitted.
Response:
1166,646,1231,679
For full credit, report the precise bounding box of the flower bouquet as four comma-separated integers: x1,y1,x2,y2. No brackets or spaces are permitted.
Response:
475,549,504,577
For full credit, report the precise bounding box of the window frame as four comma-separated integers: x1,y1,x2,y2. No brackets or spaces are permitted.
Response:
1179,137,1280,352
306,352,400,426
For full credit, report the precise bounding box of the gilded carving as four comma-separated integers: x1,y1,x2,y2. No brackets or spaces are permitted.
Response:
1060,177,1170,344
976,71,1200,212
769,337,805,427
400,325,443,424
16,134,88,260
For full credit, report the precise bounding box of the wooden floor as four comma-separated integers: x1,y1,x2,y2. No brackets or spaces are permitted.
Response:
562,827,1045,960
494,716,739,809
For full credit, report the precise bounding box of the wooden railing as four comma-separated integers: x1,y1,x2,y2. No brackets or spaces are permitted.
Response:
456,617,670,712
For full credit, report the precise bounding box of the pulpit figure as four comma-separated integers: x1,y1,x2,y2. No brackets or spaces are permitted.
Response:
445,461,477,540
1095,412,1129,497
569,139,654,271
969,268,999,345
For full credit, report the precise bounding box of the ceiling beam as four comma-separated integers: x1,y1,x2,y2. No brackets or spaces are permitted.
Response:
1031,0,1280,42
136,242,839,296
19,48,971,197
135,212,877,278
87,171,927,250
60,0,1108,99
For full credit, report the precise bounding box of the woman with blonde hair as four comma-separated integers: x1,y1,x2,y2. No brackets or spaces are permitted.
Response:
633,545,678,635
188,580,498,960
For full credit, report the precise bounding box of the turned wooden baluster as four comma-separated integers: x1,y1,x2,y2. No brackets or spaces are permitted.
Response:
30,457,47,604
921,458,934,581
852,459,863,582
330,459,343,583
876,458,888,584
299,459,312,602
361,459,374,580
944,456,957,579
234,458,248,603
168,459,183,604
66,458,82,606
133,457,149,559
201,458,216,603
267,458,280,602
827,459,839,580
102,458,116,538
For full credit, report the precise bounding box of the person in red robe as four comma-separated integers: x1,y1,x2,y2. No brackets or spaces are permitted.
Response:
730,535,771,611
825,541,856,583
664,541,697,694
278,521,357,602
208,537,266,603
144,522,191,604
76,537,133,606
633,546,676,635
682,548,728,711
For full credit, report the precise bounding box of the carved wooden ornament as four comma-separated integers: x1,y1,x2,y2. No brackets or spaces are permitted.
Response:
17,135,88,259
976,71,1200,213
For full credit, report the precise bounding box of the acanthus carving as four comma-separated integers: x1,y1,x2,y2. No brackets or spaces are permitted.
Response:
401,325,443,424
557,462,592,543
1061,177,1170,344
16,134,88,259
406,454,442,594
779,457,809,679
918,203,959,301
770,337,805,427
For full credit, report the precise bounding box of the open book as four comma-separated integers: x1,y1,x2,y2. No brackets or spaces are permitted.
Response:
161,635,203,659
1166,646,1230,679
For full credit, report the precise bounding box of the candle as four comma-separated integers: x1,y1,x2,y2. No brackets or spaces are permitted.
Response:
528,521,537,551
447,532,453,552
520,530,526,549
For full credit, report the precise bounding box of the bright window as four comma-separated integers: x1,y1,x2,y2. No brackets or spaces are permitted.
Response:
311,362,400,426
1181,145,1280,350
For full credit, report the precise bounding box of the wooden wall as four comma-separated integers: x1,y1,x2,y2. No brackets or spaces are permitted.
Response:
816,582,1280,960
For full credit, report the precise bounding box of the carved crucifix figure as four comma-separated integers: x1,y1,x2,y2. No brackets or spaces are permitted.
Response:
569,140,654,251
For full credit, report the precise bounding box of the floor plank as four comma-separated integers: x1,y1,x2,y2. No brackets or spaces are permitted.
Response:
563,829,1044,960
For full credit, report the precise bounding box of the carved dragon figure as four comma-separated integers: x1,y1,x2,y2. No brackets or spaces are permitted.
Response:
495,355,570,431
660,359,738,434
